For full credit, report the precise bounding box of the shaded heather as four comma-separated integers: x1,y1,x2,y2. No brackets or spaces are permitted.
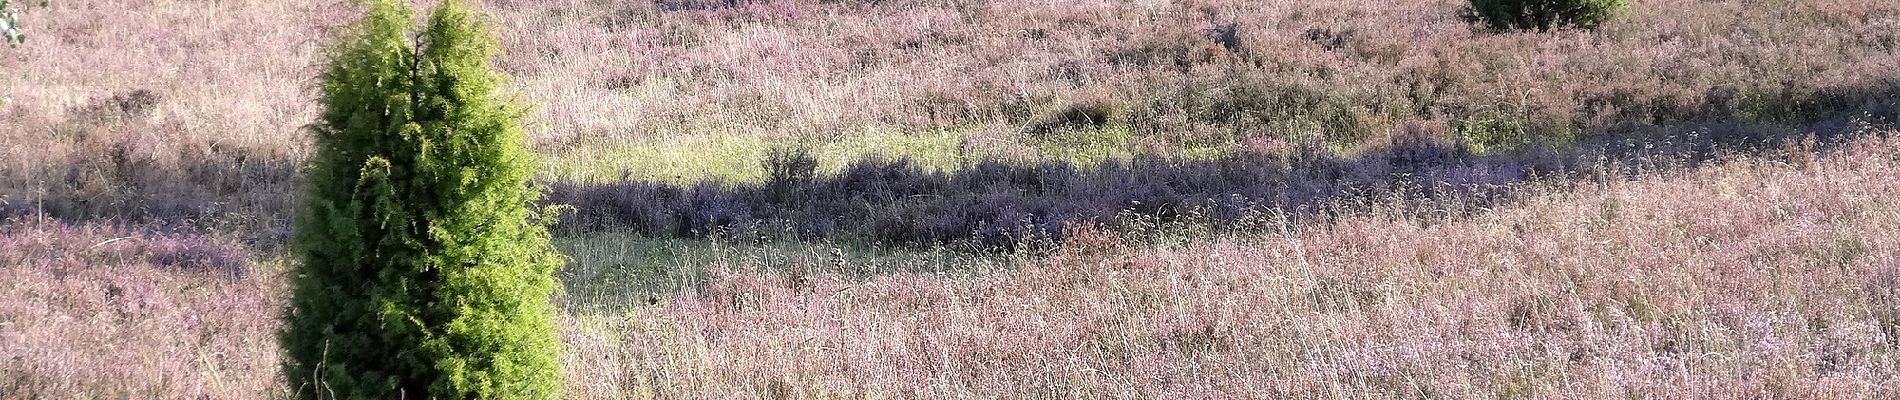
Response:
548,121,1889,250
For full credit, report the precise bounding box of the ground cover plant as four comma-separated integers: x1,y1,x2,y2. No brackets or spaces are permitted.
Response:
8,133,1900,398
0,214,278,398
4,0,1899,237
558,135,1900,398
548,118,1885,250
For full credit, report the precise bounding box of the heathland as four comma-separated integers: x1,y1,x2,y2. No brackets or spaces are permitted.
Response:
2,0,1898,398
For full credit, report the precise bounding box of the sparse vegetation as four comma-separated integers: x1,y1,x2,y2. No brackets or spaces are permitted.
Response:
10,133,1900,398
3,0,1899,398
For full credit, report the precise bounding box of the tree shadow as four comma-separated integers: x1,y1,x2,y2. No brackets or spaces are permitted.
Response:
546,82,1899,251
0,90,301,251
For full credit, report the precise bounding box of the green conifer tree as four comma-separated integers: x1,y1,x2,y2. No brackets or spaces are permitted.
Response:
1462,0,1626,32
281,0,562,398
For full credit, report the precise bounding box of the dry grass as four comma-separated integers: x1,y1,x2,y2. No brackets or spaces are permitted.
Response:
5,0,1900,398
499,0,1900,162
4,0,1896,192
8,134,1899,398
555,134,1900,398
0,221,281,398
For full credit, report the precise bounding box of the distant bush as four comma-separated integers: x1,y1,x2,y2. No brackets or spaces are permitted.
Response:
1300,27,1355,52
1455,114,1582,154
763,145,818,206
1462,0,1627,31
1206,22,1242,53
282,0,562,398
1453,116,1531,154
1026,100,1117,137
0,196,30,222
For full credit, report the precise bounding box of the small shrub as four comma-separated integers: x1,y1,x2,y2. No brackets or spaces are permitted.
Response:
1205,22,1242,53
1709,84,1869,125
1453,112,1580,154
282,0,562,398
1453,116,1530,154
1301,27,1355,52
0,195,33,222
1025,100,1117,137
1462,0,1627,32
763,145,818,206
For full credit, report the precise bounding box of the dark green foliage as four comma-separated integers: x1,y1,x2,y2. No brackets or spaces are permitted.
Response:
1462,0,1626,32
281,0,561,398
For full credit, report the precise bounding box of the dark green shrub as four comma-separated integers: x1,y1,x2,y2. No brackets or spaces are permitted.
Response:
281,0,562,398
763,145,818,206
1462,0,1627,32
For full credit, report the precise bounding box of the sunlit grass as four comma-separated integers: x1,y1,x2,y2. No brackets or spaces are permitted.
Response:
541,129,971,184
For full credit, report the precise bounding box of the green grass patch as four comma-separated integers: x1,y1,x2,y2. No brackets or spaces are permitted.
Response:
1031,123,1140,166
1452,114,1582,155
542,134,772,185
542,129,969,185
